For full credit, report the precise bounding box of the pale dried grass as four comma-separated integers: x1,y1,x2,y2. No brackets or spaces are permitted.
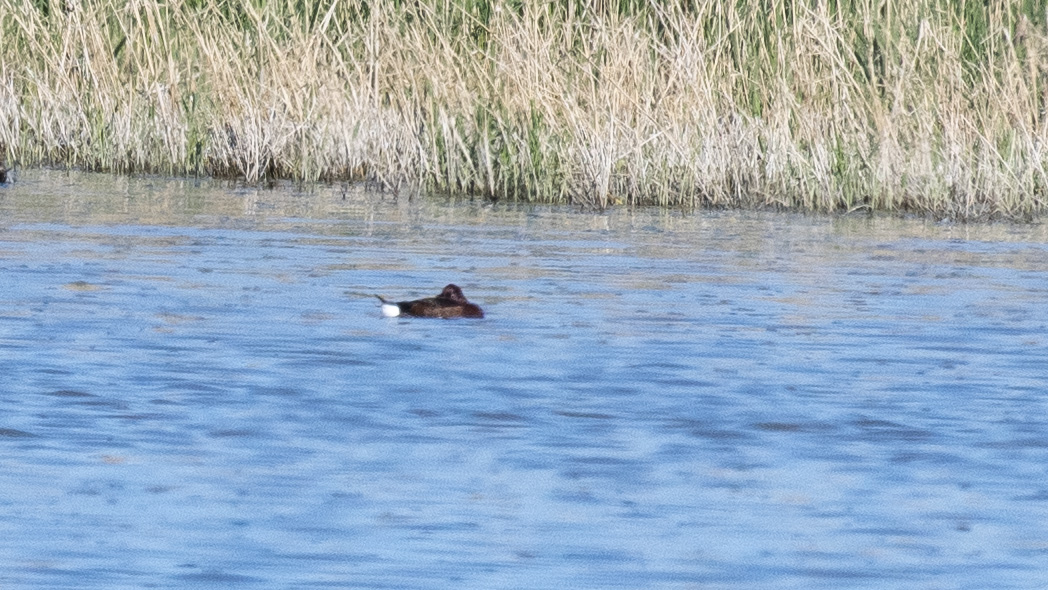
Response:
0,0,1046,219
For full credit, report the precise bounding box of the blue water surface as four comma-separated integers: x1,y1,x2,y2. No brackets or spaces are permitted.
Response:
0,171,1046,589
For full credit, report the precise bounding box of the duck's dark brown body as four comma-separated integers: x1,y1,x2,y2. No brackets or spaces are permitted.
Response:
377,284,484,318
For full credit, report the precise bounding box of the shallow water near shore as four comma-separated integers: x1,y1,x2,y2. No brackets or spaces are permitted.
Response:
1,170,1047,589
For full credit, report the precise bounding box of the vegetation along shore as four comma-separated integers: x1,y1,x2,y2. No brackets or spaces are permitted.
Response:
1,0,1046,219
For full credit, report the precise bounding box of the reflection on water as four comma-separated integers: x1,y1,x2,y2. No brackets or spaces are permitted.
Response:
1,170,1047,589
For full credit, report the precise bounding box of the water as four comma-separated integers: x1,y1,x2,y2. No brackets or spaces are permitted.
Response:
1,170,1047,589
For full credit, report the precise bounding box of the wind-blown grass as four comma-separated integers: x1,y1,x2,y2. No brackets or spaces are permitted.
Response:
1,0,1046,219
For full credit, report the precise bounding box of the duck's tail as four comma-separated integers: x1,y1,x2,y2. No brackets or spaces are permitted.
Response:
375,295,401,317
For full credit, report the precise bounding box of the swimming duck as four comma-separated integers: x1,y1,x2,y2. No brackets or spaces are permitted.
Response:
376,284,484,319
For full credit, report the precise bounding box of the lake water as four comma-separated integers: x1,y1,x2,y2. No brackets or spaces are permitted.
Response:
1,170,1046,589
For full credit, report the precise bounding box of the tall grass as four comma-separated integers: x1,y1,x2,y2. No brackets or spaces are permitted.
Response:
1,0,1046,219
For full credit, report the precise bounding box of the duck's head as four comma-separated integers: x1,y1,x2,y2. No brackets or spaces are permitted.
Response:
438,284,468,303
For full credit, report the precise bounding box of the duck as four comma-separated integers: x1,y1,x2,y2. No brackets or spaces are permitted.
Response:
376,284,484,319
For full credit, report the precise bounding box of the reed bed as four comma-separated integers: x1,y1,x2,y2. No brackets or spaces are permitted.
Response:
1,0,1046,219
